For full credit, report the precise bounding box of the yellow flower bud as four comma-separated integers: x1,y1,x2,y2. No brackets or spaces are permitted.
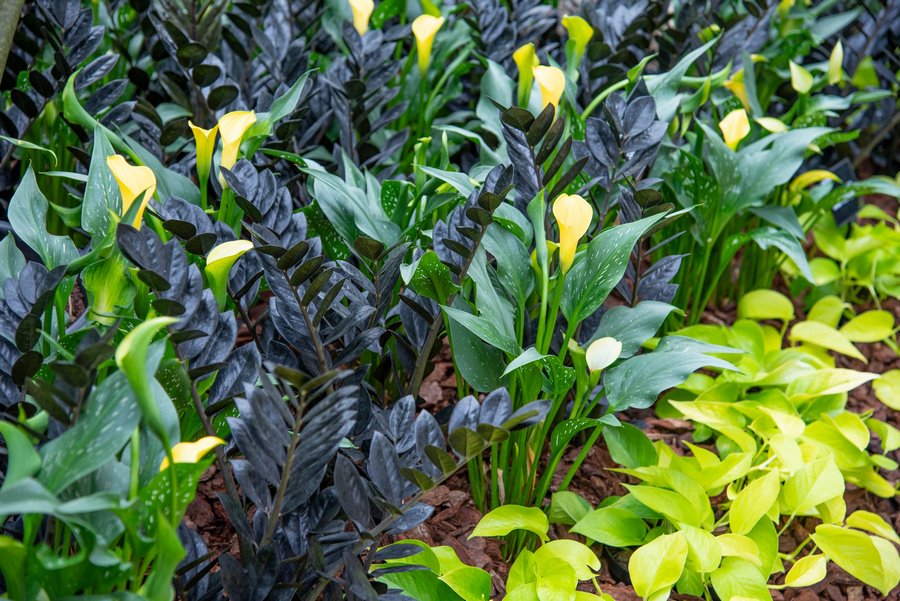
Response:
532,65,565,109
217,111,257,184
723,68,750,111
586,337,622,372
789,170,841,192
719,109,750,151
205,240,255,309
349,0,374,35
789,61,813,94
106,154,156,229
160,436,225,471
828,40,843,85
552,193,593,273
188,121,218,187
513,43,539,106
755,117,787,133
412,15,445,74
561,15,593,62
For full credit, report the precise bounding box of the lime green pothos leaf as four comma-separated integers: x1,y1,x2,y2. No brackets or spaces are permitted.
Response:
628,531,688,599
533,539,601,581
873,369,900,410
845,510,900,545
729,469,781,535
572,506,649,547
470,505,549,542
811,524,900,596
839,310,895,343
737,290,795,323
781,456,845,515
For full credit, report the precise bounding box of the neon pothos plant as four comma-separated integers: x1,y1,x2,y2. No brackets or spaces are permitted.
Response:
549,290,900,600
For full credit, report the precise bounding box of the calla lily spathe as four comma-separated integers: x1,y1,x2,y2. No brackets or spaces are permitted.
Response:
412,15,444,74
552,193,593,273
719,108,750,150
562,15,593,62
513,43,538,106
349,0,374,35
586,337,622,372
532,65,565,109
218,111,257,184
789,61,813,94
206,240,255,309
828,40,843,85
723,69,750,111
188,121,218,187
160,436,225,471
106,155,156,229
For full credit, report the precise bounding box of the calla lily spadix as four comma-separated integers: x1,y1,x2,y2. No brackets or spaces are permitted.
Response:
513,43,539,106
719,108,750,151
188,121,218,188
349,0,374,35
586,337,622,372
532,65,565,109
106,154,156,229
160,436,225,471
412,15,444,74
552,193,593,273
218,111,257,185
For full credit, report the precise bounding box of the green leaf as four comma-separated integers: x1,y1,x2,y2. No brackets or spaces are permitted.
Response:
443,305,520,356
139,511,186,601
781,456,844,515
845,510,900,544
82,127,120,242
624,485,702,528
561,214,665,326
807,295,848,327
0,135,57,165
812,524,900,595
784,554,827,588
729,470,780,535
245,71,311,142
83,252,136,323
38,372,141,493
787,368,878,400
402,251,459,302
681,525,722,574
839,310,895,343
749,227,814,282
483,222,534,305
439,566,492,601
589,301,676,358
533,540,601,580
0,535,26,600
470,505,549,542
603,423,658,469
549,491,592,526
737,290,794,323
789,61,813,94
874,369,900,410
445,304,505,392
710,557,770,601
645,37,719,122
0,235,25,299
8,166,78,269
790,320,865,361
418,166,476,197
0,422,41,487
628,531,688,599
572,506,648,547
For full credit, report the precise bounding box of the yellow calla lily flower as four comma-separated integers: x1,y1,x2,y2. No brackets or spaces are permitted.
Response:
188,121,218,187
206,240,255,309
723,68,750,111
561,15,593,62
349,0,374,35
513,43,539,106
719,108,750,151
552,193,593,273
218,111,257,184
586,337,622,372
412,15,444,74
160,436,225,471
532,65,565,109
789,170,841,192
106,154,156,229
828,40,843,85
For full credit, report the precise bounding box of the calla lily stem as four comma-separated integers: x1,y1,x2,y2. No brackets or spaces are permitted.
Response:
581,78,628,120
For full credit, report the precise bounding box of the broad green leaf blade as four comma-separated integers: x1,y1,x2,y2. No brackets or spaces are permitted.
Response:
83,127,120,242
9,166,79,269
628,531,688,599
561,214,665,325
